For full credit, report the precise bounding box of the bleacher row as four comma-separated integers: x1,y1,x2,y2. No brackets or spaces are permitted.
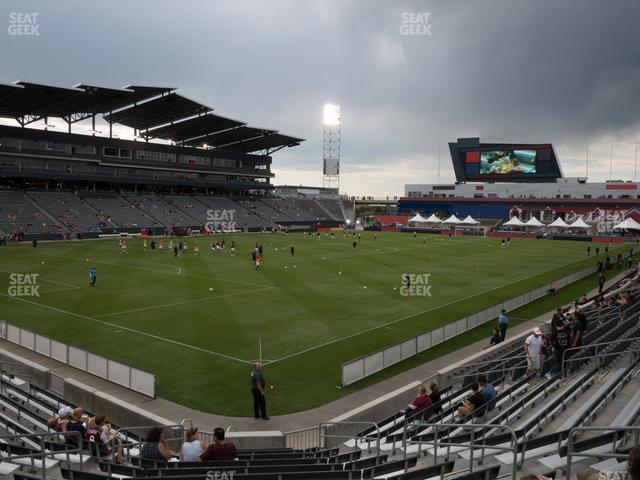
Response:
0,274,638,479
0,190,347,237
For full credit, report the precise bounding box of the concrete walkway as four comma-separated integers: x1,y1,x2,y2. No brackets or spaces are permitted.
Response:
0,269,628,433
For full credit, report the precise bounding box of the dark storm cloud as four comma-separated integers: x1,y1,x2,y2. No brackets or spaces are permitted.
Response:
0,0,639,193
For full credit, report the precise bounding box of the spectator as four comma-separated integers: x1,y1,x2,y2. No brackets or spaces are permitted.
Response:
47,405,73,430
198,427,238,462
488,328,501,348
498,309,509,341
571,313,585,349
250,362,269,420
429,383,442,414
401,385,432,419
524,327,544,377
141,426,173,463
477,374,497,411
85,415,120,461
180,427,205,462
62,407,86,447
598,271,605,293
456,382,484,419
548,322,570,377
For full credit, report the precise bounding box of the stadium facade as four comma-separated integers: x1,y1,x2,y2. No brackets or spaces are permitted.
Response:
401,137,640,232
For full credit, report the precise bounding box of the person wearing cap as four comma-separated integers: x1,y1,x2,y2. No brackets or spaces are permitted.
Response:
524,327,544,377
47,405,73,430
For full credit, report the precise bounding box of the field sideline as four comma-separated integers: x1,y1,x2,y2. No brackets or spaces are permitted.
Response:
0,232,631,416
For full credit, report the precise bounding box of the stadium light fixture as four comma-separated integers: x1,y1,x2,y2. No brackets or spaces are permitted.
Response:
323,104,341,126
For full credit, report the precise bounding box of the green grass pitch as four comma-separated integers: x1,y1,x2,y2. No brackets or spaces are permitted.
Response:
0,232,630,416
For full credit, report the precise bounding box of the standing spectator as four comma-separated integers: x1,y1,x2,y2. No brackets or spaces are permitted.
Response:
598,271,605,293
141,426,172,463
498,309,509,341
477,375,497,411
180,427,205,462
251,362,269,420
548,322,571,377
429,383,442,414
524,328,544,377
401,385,432,419
198,427,238,462
571,313,585,350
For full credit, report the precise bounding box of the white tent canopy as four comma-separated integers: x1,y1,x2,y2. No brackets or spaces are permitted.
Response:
569,217,591,229
612,218,640,231
424,214,442,224
524,217,545,227
503,216,525,227
408,213,428,223
548,217,571,228
443,214,462,224
461,215,480,225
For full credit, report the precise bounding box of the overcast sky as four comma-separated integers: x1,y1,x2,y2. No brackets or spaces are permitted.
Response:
2,0,640,196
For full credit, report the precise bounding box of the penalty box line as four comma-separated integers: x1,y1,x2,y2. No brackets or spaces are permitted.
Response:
0,292,255,365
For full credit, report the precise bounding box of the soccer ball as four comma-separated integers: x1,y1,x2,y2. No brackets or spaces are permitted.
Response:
363,286,367,289
41,261,45,265
209,288,213,291
269,384,275,390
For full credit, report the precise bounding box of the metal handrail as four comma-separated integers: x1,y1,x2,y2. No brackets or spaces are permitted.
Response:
0,431,84,480
319,421,381,455
566,425,640,480
561,336,640,375
401,422,519,479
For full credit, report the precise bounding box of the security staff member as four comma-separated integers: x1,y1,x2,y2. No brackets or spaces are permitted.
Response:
251,363,269,420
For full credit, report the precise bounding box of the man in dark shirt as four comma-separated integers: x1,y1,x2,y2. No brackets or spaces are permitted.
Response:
477,375,497,411
571,314,585,349
198,427,237,462
62,407,86,447
549,322,571,377
251,363,269,420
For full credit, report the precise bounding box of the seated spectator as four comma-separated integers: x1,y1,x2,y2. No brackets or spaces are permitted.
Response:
477,375,497,411
401,385,432,419
180,427,205,462
456,382,484,419
141,426,173,463
62,407,86,447
85,415,120,461
577,293,588,305
198,427,237,462
571,314,585,349
429,383,442,414
487,328,502,348
47,405,73,430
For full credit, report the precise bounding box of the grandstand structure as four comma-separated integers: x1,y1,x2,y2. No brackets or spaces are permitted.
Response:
401,138,640,234
0,264,638,479
0,80,350,239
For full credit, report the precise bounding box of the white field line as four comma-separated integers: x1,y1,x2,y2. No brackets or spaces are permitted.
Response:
94,286,273,318
266,255,596,365
38,253,273,289
0,293,253,365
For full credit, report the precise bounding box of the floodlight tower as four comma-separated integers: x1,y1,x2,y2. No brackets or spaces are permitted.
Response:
323,104,341,191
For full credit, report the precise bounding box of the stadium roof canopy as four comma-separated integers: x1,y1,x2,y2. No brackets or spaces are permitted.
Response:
0,80,304,152
103,93,212,130
144,113,246,142
0,81,172,125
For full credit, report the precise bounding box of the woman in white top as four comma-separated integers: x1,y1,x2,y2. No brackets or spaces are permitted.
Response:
180,427,205,462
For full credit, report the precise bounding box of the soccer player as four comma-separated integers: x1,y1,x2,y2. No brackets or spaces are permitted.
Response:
173,245,179,257
586,245,591,256
193,242,199,256
352,239,357,250
290,245,295,256
143,239,147,251
506,237,511,246
89,267,97,288
373,233,377,241
413,231,417,238
159,239,163,251
230,240,236,256
255,254,262,270
150,240,156,252
501,238,506,249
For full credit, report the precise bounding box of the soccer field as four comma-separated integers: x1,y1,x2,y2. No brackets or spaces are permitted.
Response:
0,232,629,416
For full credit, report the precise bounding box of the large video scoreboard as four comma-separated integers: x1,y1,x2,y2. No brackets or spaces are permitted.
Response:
449,138,563,183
